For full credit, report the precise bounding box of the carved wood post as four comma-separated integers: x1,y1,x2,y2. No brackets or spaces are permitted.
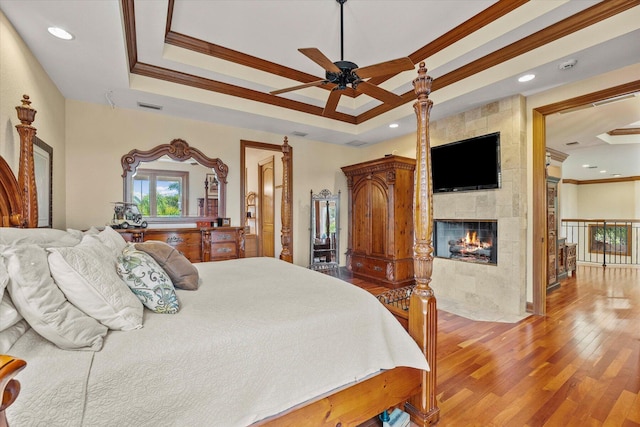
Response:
344,175,353,271
204,177,210,217
405,63,440,426
15,95,38,228
279,137,293,263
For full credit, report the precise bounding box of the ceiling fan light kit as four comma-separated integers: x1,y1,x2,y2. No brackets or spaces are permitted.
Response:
271,0,414,116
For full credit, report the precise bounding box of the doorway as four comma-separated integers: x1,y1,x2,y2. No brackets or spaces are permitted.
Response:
240,140,293,259
532,80,640,315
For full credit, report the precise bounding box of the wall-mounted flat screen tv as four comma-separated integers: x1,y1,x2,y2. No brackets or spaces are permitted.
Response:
431,132,501,193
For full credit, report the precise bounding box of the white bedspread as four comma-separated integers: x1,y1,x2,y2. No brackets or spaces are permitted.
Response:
7,257,428,426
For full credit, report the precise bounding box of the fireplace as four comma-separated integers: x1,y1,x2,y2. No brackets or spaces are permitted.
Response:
434,220,498,265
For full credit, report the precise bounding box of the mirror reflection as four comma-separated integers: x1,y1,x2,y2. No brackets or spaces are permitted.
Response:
121,139,227,223
309,189,340,273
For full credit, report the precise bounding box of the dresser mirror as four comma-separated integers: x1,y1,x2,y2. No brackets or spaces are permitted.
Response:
309,189,340,273
121,139,227,223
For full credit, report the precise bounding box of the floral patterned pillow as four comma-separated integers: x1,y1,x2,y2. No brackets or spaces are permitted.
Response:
117,248,179,314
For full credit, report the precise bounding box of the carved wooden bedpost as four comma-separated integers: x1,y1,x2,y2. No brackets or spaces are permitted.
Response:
0,355,27,427
14,95,38,228
279,137,293,263
406,62,440,425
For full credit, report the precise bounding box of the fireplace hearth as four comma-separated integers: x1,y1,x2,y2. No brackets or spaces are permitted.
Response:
434,220,497,265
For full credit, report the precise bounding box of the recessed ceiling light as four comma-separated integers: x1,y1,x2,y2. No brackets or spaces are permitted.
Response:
612,174,621,177
389,123,399,128
582,164,591,168
518,74,535,83
599,170,607,174
48,26,74,40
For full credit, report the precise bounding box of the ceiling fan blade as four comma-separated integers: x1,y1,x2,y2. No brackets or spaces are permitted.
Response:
323,89,342,116
299,48,341,73
354,57,414,79
271,79,327,95
355,81,403,105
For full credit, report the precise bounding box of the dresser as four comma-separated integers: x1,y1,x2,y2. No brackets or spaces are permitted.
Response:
341,156,415,288
118,226,245,263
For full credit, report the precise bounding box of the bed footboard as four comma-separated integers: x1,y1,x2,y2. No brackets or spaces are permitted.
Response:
255,367,421,427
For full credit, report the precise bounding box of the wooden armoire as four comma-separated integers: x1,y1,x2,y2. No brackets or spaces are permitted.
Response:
341,156,415,289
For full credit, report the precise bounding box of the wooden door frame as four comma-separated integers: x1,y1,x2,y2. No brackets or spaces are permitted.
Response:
258,155,275,257
531,80,640,315
240,140,294,256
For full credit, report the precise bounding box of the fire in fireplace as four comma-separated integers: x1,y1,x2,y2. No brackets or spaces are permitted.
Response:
434,220,498,265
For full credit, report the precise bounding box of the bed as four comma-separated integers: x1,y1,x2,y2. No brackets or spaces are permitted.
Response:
0,63,439,426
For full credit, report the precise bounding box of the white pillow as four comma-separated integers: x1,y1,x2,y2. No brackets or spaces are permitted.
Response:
97,226,128,256
66,227,100,240
0,293,22,331
2,244,107,351
48,235,143,331
0,259,26,351
117,247,180,314
0,228,80,247
0,319,29,353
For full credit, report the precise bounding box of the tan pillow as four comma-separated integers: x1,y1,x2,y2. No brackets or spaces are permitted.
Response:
134,241,199,290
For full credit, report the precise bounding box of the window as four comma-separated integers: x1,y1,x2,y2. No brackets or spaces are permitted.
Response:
132,169,189,217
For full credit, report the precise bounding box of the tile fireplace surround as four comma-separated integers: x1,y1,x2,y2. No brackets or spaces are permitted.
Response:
434,220,498,265
428,94,527,317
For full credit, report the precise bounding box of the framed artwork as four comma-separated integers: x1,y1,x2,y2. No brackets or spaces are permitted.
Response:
206,173,219,197
221,218,231,227
588,224,631,256
33,137,53,228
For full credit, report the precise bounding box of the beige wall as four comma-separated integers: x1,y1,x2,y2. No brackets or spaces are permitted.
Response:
0,11,66,228
568,181,638,219
64,99,363,266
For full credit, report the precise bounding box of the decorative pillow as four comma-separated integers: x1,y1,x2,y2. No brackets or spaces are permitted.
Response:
1,244,107,351
134,241,199,290
47,235,143,331
0,227,80,247
97,226,128,256
117,248,180,314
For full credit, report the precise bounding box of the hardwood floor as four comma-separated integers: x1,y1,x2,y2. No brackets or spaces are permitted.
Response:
348,265,640,427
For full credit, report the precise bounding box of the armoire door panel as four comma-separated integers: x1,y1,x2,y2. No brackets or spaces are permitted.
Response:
370,181,388,256
352,183,369,254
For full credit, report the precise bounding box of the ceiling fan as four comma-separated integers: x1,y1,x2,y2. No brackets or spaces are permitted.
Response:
270,0,415,116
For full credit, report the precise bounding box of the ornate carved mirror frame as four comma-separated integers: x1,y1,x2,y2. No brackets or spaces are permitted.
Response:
121,139,228,220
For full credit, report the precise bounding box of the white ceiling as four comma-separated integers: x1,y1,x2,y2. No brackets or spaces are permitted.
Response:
1,0,639,179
